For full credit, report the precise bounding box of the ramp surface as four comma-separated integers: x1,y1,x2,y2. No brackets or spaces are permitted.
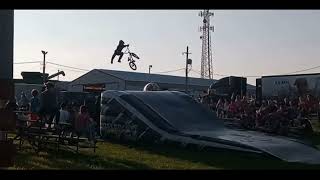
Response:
103,91,320,164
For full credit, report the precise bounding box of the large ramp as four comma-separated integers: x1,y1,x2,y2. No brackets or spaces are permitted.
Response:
100,91,320,164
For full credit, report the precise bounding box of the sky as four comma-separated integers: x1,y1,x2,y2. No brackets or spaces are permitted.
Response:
13,10,320,85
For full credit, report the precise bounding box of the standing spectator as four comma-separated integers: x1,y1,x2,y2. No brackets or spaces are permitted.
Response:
19,92,29,110
305,94,316,115
216,98,224,118
230,92,236,102
223,99,229,118
234,95,242,115
55,102,71,137
56,102,70,124
69,103,79,138
287,100,298,120
75,105,96,145
29,89,41,123
39,82,59,129
228,100,237,118
30,89,40,113
298,96,307,117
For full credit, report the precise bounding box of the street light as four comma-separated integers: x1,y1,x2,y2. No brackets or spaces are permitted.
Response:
148,65,153,83
41,50,48,84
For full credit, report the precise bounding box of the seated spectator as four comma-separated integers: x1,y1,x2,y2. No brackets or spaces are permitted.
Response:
266,100,277,113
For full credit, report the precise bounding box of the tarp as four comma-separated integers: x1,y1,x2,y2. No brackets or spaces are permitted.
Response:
102,90,320,164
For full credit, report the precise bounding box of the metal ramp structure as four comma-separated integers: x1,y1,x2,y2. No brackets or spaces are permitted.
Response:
100,90,320,164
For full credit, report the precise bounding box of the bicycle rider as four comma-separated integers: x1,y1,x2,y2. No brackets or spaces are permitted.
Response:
111,40,129,64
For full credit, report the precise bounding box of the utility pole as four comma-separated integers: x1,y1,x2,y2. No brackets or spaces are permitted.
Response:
183,46,192,93
41,50,48,84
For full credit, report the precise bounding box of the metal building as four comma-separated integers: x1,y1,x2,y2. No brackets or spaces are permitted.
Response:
68,69,217,96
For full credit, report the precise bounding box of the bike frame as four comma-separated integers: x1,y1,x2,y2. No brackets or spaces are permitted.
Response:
124,47,133,62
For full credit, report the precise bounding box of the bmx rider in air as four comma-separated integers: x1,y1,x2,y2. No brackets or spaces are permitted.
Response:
111,40,129,64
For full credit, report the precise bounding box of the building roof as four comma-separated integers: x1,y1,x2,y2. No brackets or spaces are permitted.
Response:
261,72,320,78
94,69,216,87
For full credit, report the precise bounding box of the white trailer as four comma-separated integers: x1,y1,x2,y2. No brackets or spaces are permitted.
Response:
260,73,320,98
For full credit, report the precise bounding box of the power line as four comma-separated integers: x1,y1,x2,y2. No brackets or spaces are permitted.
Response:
190,69,201,76
286,64,320,75
45,64,87,73
14,61,41,64
46,61,90,72
153,68,185,74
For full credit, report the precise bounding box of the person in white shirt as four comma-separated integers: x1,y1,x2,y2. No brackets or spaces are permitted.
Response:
54,102,70,125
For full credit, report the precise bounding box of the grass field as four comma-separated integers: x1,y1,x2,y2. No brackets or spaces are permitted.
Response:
8,117,320,170
8,138,320,170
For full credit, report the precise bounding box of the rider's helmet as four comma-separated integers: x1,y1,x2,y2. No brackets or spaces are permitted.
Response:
119,40,124,45
143,83,161,91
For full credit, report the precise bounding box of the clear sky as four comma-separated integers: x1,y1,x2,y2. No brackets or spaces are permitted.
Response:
13,10,320,85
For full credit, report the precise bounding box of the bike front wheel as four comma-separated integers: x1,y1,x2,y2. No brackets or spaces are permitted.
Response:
129,61,137,70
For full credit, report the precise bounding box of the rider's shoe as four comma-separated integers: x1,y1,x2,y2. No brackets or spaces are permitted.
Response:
111,61,113,64
118,60,121,63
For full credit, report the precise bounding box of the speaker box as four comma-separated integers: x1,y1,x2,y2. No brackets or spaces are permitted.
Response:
229,76,247,97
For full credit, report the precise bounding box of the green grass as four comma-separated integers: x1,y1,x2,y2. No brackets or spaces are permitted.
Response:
7,117,320,169
7,138,320,170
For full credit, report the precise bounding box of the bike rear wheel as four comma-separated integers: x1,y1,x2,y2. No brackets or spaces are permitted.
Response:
129,61,137,70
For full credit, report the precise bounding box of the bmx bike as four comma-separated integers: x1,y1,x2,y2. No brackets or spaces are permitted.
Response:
124,46,140,70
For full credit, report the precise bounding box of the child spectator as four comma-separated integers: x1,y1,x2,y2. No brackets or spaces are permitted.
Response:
29,89,40,122
75,105,96,145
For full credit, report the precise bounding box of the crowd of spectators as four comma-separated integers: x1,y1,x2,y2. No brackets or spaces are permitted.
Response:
14,82,98,145
200,90,320,136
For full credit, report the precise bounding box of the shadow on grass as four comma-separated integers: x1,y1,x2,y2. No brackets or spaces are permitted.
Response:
14,146,152,170
105,138,320,170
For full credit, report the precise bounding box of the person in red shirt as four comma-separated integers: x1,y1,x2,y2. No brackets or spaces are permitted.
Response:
75,105,96,143
298,97,308,117
305,94,316,115
228,100,237,118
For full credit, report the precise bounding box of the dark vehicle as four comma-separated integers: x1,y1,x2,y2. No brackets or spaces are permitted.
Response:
210,76,247,99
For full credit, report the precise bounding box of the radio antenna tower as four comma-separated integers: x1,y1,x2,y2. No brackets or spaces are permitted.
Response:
199,9,214,79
